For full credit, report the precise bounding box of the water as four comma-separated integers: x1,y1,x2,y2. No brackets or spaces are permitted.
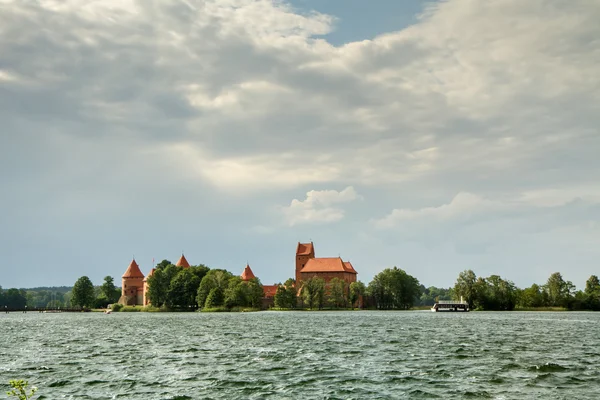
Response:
1,311,599,399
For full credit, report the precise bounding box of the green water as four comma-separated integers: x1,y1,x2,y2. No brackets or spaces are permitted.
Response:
1,311,599,399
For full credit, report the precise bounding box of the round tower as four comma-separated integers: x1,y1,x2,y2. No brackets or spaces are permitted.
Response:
120,259,145,306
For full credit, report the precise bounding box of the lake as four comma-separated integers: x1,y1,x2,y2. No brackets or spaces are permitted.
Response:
1,311,599,399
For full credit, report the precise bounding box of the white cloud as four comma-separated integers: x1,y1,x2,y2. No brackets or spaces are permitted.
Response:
283,186,360,226
373,191,600,257
374,192,504,228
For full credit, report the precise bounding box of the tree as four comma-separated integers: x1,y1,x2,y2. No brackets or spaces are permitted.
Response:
274,279,296,309
544,272,574,307
453,270,477,308
584,275,600,310
224,277,247,308
247,278,264,309
274,285,288,308
349,281,366,308
328,277,347,308
367,267,421,310
4,289,27,309
473,275,518,310
168,268,201,309
100,276,119,304
302,277,326,309
518,284,544,308
71,276,95,308
146,264,178,307
205,287,224,308
197,269,233,308
418,286,453,306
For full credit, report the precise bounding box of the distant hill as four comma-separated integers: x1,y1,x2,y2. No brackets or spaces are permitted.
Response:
20,286,73,293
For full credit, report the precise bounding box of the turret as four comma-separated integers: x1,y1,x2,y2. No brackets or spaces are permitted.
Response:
241,264,256,281
119,259,145,305
176,254,191,268
295,242,315,284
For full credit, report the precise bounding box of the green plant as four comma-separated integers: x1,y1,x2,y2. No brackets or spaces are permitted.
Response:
7,380,37,399
110,303,123,312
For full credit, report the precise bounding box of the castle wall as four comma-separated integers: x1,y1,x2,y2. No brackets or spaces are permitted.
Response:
299,271,357,285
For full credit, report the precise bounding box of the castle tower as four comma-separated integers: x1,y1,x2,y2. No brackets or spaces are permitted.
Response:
120,258,145,305
241,264,256,281
295,242,315,284
176,254,191,268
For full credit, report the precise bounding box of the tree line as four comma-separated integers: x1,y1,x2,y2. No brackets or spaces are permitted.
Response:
453,270,600,311
145,260,264,310
4,265,600,312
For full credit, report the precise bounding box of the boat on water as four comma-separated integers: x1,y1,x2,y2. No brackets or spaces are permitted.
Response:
431,297,469,312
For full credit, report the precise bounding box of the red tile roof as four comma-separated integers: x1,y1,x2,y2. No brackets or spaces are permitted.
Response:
296,242,314,256
343,261,357,274
263,285,279,298
123,259,145,278
241,264,256,281
300,257,356,274
176,254,190,268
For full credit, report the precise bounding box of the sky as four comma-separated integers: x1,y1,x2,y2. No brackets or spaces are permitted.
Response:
1,0,599,290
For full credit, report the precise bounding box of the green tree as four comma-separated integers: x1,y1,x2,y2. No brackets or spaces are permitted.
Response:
544,272,574,307
197,269,233,308
367,267,421,310
71,276,95,308
168,268,202,309
474,275,518,310
247,278,264,309
274,279,296,309
224,277,248,308
3,289,27,309
453,270,477,308
328,277,347,308
302,277,326,309
100,276,119,303
584,275,600,310
205,287,224,308
349,281,366,308
518,283,544,308
146,263,178,307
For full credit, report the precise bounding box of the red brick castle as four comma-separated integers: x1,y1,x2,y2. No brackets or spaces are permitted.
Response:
119,242,357,306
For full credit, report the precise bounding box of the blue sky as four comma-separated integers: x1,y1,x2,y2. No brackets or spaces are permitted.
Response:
287,0,430,45
1,0,599,290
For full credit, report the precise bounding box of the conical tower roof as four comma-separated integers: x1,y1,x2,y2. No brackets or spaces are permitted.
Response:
176,254,190,268
143,268,156,282
241,264,256,281
123,259,145,278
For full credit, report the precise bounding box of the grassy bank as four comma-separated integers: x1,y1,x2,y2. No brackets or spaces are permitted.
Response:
513,306,569,312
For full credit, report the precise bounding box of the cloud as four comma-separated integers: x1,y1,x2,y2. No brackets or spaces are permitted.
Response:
283,186,360,226
373,191,600,258
0,0,599,288
374,192,505,228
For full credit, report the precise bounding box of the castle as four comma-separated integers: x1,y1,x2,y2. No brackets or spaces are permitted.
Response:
119,242,357,306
